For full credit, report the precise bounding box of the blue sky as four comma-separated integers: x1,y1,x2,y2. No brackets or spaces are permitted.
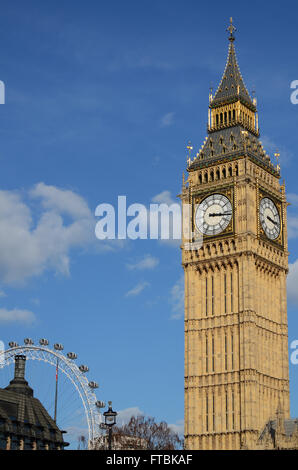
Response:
1,0,298,448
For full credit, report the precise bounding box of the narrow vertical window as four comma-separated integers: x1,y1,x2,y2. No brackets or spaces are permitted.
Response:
224,273,227,313
206,277,208,316
212,393,215,431
206,336,209,373
231,272,233,313
232,391,235,430
224,334,228,371
231,333,234,370
211,276,214,315
212,336,215,372
225,390,229,430
206,394,209,432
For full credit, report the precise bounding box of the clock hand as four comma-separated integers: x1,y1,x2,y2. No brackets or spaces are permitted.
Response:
267,215,277,225
209,212,232,217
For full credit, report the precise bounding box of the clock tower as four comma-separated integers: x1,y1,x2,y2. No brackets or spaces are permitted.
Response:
182,19,291,450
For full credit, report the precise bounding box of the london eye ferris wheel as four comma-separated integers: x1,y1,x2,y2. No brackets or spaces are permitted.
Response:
0,338,105,449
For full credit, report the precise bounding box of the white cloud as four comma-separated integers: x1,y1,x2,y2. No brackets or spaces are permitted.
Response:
170,276,184,320
152,190,176,206
288,194,298,205
116,407,144,426
126,254,159,271
288,259,298,305
151,190,181,247
30,182,91,219
288,217,298,239
114,406,183,437
0,308,36,325
0,290,6,298
160,112,175,128
125,282,150,297
287,193,298,238
260,136,292,166
169,419,184,436
0,183,122,285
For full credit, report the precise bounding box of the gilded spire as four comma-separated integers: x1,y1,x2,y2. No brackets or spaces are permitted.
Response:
210,19,255,112
227,17,236,42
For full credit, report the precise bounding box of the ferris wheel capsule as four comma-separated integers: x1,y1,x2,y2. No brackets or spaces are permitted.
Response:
8,342,18,348
24,338,34,345
54,343,64,351
39,339,49,346
67,352,77,360
88,381,99,389
79,365,89,373
96,401,106,409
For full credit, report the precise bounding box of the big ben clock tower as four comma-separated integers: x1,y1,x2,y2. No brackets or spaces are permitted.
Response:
182,19,295,450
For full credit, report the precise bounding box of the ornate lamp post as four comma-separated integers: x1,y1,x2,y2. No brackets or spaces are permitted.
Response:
103,401,117,450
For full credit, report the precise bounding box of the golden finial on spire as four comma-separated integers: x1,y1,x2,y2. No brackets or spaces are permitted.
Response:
186,141,193,166
186,141,193,155
209,83,213,103
274,151,281,172
227,17,236,41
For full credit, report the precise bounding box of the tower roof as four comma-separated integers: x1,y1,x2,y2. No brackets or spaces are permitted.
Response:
210,18,256,112
187,19,279,177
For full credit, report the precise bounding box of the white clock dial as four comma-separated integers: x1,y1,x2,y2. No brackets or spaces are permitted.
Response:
195,194,232,236
259,197,280,240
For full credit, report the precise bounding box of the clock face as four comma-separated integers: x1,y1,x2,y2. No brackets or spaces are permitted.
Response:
195,194,232,236
259,197,281,240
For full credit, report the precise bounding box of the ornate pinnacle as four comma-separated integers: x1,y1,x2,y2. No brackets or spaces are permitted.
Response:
275,151,281,172
227,17,236,41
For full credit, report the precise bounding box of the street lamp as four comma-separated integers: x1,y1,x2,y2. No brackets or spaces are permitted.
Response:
103,401,117,450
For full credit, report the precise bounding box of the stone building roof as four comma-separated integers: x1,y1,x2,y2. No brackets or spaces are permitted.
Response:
259,418,298,440
188,126,278,176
